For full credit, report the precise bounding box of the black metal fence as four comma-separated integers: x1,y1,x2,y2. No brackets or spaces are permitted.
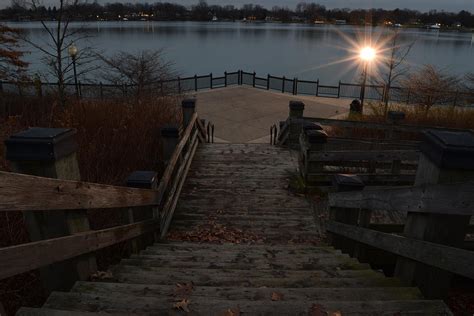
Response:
1,70,473,107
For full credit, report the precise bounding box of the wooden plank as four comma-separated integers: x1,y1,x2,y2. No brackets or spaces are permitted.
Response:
326,221,474,279
72,282,424,301
43,292,451,315
303,116,471,135
0,219,158,280
329,182,474,216
308,150,419,162
0,171,158,211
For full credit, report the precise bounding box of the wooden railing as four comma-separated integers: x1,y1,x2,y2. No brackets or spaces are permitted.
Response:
0,100,207,291
326,181,474,298
298,128,419,189
277,100,472,150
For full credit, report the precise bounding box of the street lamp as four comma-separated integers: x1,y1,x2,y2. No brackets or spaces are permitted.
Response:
68,43,79,98
359,46,376,110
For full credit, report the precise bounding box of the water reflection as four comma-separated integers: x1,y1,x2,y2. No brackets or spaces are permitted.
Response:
8,21,474,84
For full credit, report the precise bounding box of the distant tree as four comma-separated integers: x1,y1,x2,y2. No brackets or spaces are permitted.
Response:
99,50,174,99
401,65,460,112
22,0,97,105
0,24,28,80
372,30,414,114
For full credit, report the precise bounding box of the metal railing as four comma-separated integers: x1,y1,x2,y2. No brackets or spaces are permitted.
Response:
1,70,473,107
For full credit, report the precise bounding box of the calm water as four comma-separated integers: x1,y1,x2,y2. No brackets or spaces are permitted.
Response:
10,21,474,84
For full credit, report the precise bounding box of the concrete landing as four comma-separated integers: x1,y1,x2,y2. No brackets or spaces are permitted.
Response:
188,86,350,143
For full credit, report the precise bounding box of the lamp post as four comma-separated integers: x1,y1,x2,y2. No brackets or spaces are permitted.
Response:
359,47,376,110
68,43,79,98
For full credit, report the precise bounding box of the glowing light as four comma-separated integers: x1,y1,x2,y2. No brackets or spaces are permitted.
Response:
359,47,376,62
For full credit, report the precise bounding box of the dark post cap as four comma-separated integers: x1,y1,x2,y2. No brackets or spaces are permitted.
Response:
289,101,305,111
161,125,180,138
421,130,474,170
182,98,196,108
5,127,77,161
387,111,406,122
302,122,323,133
126,171,159,189
305,129,328,144
332,174,365,192
350,99,362,113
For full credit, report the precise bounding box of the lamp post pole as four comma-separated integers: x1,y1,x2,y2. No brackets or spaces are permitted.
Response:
360,61,368,108
68,43,79,98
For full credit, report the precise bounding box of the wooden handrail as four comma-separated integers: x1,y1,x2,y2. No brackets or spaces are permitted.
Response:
155,112,199,206
302,116,473,134
326,221,474,280
307,150,419,162
0,171,159,211
328,182,474,216
160,128,200,237
0,112,207,282
0,219,159,280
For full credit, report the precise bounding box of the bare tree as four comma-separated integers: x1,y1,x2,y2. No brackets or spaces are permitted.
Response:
99,50,174,99
401,65,460,112
21,0,96,104
372,29,414,114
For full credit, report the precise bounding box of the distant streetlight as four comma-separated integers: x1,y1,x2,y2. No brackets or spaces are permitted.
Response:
68,43,79,98
359,46,376,110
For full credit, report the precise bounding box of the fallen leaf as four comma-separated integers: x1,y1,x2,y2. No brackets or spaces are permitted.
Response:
309,303,328,316
174,298,190,313
90,270,113,281
271,292,284,301
221,307,241,316
174,282,194,296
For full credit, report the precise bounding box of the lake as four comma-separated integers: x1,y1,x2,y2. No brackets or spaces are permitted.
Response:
9,21,474,84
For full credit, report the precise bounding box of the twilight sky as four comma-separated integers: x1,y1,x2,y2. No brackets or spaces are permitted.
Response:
0,0,473,12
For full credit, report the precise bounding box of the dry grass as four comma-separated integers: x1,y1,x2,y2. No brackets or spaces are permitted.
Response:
365,102,474,130
0,94,183,315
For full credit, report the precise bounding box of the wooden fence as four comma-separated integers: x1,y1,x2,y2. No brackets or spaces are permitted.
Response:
0,99,207,292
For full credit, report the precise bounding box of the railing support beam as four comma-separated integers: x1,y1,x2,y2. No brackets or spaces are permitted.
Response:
395,130,474,298
5,128,97,292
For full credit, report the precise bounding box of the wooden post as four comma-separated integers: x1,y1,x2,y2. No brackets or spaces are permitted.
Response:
224,72,227,87
282,76,285,93
210,73,213,89
99,82,104,99
385,111,406,141
287,101,306,149
126,171,159,251
252,72,256,87
292,78,297,95
161,125,181,164
5,128,97,292
316,79,319,96
337,81,341,98
299,128,327,181
194,75,198,91
329,174,365,255
182,99,196,128
395,130,474,298
267,74,270,90
238,70,242,85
